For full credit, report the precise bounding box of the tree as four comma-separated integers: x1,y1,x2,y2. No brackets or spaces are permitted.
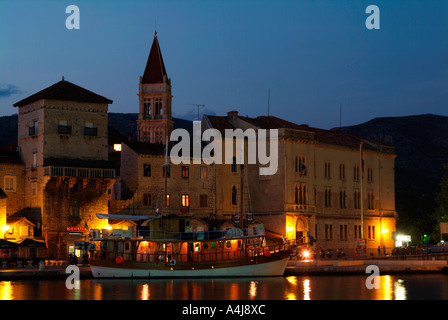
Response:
433,163,448,241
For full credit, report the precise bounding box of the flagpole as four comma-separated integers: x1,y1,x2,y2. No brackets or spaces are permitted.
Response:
360,142,364,240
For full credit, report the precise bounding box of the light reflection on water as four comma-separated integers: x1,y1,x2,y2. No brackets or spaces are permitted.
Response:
0,274,447,300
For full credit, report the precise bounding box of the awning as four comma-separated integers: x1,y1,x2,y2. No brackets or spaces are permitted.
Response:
0,239,19,249
19,238,46,248
95,213,158,220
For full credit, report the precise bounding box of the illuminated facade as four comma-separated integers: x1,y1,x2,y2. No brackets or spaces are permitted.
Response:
203,111,397,255
11,79,115,258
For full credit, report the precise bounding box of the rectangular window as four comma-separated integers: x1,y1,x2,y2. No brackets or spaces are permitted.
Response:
324,188,332,208
200,194,207,208
231,157,237,173
324,162,331,179
325,224,333,240
200,166,207,179
32,152,37,168
58,120,72,134
368,192,374,210
165,194,170,207
367,168,373,183
181,194,190,207
163,165,170,178
4,176,16,192
143,164,151,177
182,166,189,178
339,163,345,180
143,193,151,207
354,165,360,181
72,201,79,219
29,120,38,136
31,181,37,197
84,122,98,136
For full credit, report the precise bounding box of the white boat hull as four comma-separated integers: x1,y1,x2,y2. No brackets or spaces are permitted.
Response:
90,256,290,278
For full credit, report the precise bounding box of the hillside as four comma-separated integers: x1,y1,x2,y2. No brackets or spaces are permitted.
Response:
338,114,448,195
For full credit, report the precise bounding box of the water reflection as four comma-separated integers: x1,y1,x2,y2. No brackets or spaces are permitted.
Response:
0,274,444,300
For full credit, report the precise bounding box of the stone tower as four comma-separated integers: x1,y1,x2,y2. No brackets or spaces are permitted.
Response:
137,32,174,144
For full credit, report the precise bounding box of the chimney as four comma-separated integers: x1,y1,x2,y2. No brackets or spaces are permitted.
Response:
227,110,238,118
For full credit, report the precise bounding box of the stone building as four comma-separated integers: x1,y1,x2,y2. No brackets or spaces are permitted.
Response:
12,79,115,258
203,111,397,255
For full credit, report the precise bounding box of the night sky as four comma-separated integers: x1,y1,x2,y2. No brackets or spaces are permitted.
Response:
1,0,447,129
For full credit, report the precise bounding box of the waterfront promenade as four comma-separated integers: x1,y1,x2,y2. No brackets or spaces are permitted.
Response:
285,255,448,275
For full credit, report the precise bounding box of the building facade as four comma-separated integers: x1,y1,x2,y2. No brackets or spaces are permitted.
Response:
12,79,115,258
203,111,397,255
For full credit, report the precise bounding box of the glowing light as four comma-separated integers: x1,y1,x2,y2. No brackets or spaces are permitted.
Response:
113,144,122,152
1,225,10,232
104,225,112,230
302,249,311,259
287,226,294,232
382,228,389,234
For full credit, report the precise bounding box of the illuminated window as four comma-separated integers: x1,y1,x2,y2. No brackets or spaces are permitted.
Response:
200,166,207,179
165,194,170,207
182,166,189,178
113,144,122,152
181,194,190,207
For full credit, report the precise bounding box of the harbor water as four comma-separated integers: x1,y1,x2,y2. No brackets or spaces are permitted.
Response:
1,274,447,300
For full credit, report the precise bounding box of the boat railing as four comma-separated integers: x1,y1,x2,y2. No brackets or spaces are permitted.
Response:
134,228,264,240
90,240,293,265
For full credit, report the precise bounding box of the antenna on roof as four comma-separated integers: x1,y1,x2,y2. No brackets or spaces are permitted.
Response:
339,103,342,128
188,103,205,121
267,88,270,116
62,76,65,81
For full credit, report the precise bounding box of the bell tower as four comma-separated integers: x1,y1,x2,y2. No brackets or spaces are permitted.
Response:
137,32,173,144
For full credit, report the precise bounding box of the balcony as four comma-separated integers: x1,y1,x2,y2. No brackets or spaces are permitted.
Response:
44,166,115,179
43,158,116,179
84,127,98,137
58,125,72,135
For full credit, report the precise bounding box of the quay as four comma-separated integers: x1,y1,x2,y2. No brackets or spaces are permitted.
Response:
285,257,448,276
0,264,93,280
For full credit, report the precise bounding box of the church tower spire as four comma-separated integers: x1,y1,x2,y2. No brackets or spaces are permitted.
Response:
137,32,173,144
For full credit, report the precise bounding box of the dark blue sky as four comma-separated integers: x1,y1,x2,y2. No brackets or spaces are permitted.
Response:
1,0,447,129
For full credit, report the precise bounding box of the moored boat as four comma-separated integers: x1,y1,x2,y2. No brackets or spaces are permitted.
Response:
88,223,297,278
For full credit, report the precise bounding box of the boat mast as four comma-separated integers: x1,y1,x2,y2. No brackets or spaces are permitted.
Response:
164,135,168,217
